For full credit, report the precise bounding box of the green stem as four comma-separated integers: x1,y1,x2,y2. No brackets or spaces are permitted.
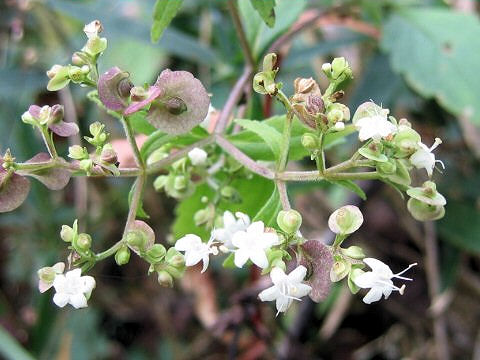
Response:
316,132,325,174
121,116,144,170
40,127,58,159
276,170,379,182
278,111,293,171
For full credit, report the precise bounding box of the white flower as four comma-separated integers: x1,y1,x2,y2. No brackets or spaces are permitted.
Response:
37,262,65,293
334,121,345,131
52,269,96,309
83,20,103,39
212,211,250,249
353,258,417,304
355,115,397,141
174,234,218,273
188,147,208,166
231,221,279,269
258,266,312,315
410,138,444,177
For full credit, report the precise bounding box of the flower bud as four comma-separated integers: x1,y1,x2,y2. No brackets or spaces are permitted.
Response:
84,36,107,56
71,52,87,66
407,181,446,207
301,133,318,150
334,122,345,131
46,65,63,79
277,209,302,234
60,225,75,242
100,145,118,164
220,186,236,199
157,270,174,287
89,122,104,137
326,103,350,124
407,198,445,221
331,57,348,79
46,65,71,91
330,259,351,282
169,254,185,268
146,244,167,262
321,62,332,75
126,231,146,249
50,105,64,124
21,111,37,126
79,159,94,174
359,142,388,162
341,245,365,259
328,205,363,235
69,145,89,160
68,66,85,83
393,127,421,158
262,53,277,72
187,147,207,166
173,175,187,191
76,233,92,251
130,86,149,101
153,175,168,191
115,246,131,266
376,158,397,174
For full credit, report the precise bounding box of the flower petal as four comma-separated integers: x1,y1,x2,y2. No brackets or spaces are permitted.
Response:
201,255,210,273
247,221,264,234
53,293,69,308
258,286,279,302
175,234,200,251
363,258,393,278
353,272,378,289
234,248,249,268
249,249,268,269
70,293,88,309
275,296,292,313
294,283,312,298
231,231,248,249
362,287,383,304
287,265,307,284
185,251,203,267
260,233,279,248
82,276,96,293
270,267,287,285
223,211,235,227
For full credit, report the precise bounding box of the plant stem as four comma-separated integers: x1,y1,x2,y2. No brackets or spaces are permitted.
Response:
325,158,373,174
276,180,291,210
227,0,255,68
121,117,144,170
278,112,293,171
316,132,326,174
40,127,58,159
276,170,379,182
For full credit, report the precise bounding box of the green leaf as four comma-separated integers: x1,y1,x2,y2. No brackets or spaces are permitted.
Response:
239,0,307,59
252,186,281,227
128,110,157,135
222,253,236,269
229,116,355,161
438,201,480,254
330,180,367,200
0,325,35,360
234,119,283,160
250,0,276,28
151,0,184,43
382,8,480,124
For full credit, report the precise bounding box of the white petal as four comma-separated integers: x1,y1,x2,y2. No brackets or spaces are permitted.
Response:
175,234,200,251
294,283,312,298
270,267,287,285
258,286,279,302
82,276,96,293
70,293,88,309
234,248,250,268
201,255,210,273
223,211,236,227
287,265,307,284
52,262,65,274
362,287,383,304
353,272,378,289
235,212,250,226
260,233,279,248
247,221,264,234
231,231,248,249
363,258,393,278
212,229,226,242
52,274,67,292
275,296,292,313
383,285,393,300
185,251,203,267
66,268,82,280
249,250,269,269
53,293,69,308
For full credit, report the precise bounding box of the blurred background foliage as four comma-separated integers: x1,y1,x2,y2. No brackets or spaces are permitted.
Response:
1,0,480,359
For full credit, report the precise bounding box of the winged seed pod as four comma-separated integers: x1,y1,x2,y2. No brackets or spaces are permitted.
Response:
98,67,133,111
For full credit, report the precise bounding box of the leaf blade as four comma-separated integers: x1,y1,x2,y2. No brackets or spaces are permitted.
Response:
250,0,276,28
151,0,184,43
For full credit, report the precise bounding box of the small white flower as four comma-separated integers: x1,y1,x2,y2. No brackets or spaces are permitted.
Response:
232,221,279,269
354,258,417,304
188,147,208,166
355,115,397,142
212,211,250,249
83,20,103,39
259,266,312,315
175,234,218,273
410,138,444,177
52,268,96,309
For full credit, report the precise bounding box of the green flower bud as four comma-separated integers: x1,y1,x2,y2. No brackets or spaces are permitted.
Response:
126,231,146,249
115,246,131,266
169,254,185,268
173,175,187,191
301,133,318,150
89,121,104,137
84,36,107,56
60,225,75,242
253,71,278,95
76,233,92,251
153,175,168,191
393,126,421,158
68,145,89,160
157,270,174,287
68,66,85,83
277,209,302,234
263,53,277,72
328,205,363,235
331,57,352,81
407,181,446,207
46,65,71,92
71,52,88,66
341,245,365,259
330,259,351,282
326,103,350,124
79,159,94,174
376,158,397,174
359,142,388,162
146,244,167,262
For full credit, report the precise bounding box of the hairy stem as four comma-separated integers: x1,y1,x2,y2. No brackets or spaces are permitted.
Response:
276,180,291,210
40,127,58,159
278,111,293,171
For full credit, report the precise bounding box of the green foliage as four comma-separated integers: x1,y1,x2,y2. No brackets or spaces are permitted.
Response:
252,186,281,227
250,0,276,28
330,180,367,200
382,8,480,124
151,0,184,43
0,325,35,360
234,118,283,160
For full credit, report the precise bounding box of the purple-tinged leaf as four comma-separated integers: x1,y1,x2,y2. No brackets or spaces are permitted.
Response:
298,240,334,302
0,160,30,213
22,153,71,190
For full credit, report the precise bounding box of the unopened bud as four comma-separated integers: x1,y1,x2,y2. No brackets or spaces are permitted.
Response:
277,209,302,234
50,104,64,124
76,233,92,250
126,231,146,249
146,244,167,262
69,145,88,160
60,225,74,242
173,176,187,191
263,53,277,72
130,86,148,101
157,270,173,287
330,259,351,282
100,146,118,164
301,133,318,150
165,97,187,115
153,175,168,191
46,64,63,79
169,254,185,268
71,52,87,66
115,246,130,266
341,245,365,259
328,205,363,235
334,122,345,131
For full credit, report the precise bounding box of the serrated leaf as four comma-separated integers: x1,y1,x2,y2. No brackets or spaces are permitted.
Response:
151,0,184,43
235,119,283,160
250,0,276,28
330,179,367,200
382,8,480,124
